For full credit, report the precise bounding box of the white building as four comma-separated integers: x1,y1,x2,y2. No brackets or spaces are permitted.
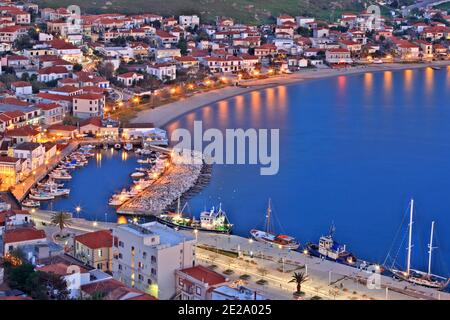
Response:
146,63,176,81
179,15,200,28
13,142,45,171
72,94,105,119
112,222,195,300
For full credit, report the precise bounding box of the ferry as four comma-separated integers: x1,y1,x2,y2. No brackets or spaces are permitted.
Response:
304,224,357,265
388,199,449,290
157,200,233,234
250,199,300,250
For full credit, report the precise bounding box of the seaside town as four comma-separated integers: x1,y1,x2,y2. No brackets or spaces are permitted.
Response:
0,0,450,302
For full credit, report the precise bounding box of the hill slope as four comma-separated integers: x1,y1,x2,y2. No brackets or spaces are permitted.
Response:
35,0,367,23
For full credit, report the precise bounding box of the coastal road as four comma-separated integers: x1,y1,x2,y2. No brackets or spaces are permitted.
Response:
404,0,450,11
30,211,449,300
189,232,450,300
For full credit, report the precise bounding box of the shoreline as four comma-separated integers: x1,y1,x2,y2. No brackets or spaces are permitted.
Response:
131,60,450,128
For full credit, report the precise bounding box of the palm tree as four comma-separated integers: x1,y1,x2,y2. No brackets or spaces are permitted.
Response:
289,272,309,294
51,212,72,236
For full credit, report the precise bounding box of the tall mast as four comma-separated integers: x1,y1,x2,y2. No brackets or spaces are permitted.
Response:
177,197,181,214
265,198,272,234
427,221,435,275
406,199,414,276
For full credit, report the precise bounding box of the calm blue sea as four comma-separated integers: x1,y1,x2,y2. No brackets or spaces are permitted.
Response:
45,67,450,276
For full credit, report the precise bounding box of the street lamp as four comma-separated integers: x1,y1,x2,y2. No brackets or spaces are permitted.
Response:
75,206,81,218
193,229,198,242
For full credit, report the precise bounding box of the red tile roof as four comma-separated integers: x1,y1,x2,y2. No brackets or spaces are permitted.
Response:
74,230,113,249
36,262,90,276
3,227,46,244
179,265,227,285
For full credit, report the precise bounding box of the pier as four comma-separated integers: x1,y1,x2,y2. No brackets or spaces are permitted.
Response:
117,150,205,216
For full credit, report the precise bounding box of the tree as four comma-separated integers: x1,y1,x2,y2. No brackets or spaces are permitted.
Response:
98,62,115,80
51,212,72,235
73,63,83,72
289,272,309,294
14,34,33,50
177,38,188,55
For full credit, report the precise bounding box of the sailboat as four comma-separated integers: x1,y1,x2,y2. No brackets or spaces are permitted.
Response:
389,199,449,289
250,198,300,250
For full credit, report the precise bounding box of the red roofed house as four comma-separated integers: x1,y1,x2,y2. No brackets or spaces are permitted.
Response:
254,44,278,57
325,48,353,64
46,124,77,138
81,278,157,300
116,72,144,87
73,93,105,119
3,227,46,254
74,230,114,272
35,103,64,126
0,157,23,190
176,265,228,300
11,81,32,95
38,66,69,82
36,261,91,299
0,209,31,235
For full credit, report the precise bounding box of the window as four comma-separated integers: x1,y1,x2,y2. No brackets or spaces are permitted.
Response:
98,249,102,257
138,274,143,281
118,253,122,259
119,241,124,247
118,264,122,270
143,252,147,259
178,278,184,286
196,287,201,296
97,263,102,269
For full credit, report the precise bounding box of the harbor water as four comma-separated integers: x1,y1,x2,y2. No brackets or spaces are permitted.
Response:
45,67,450,277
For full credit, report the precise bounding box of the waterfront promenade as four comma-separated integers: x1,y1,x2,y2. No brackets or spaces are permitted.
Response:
132,61,450,128
31,210,450,300
11,142,79,202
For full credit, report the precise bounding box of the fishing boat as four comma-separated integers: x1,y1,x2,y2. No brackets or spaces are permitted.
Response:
388,199,449,289
29,191,54,201
124,143,133,151
431,66,441,70
305,224,356,265
137,158,154,164
22,199,40,207
250,199,300,250
114,143,121,149
49,170,72,180
157,200,233,233
38,179,64,188
131,172,146,179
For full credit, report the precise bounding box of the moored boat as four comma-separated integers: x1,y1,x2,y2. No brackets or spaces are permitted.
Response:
304,224,356,265
387,199,449,290
157,200,233,233
29,191,54,201
250,199,300,250
22,199,40,207
124,143,133,151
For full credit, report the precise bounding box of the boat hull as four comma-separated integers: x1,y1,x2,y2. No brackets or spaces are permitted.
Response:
250,229,300,250
157,217,232,234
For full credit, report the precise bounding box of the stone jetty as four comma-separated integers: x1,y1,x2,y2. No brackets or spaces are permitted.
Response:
117,150,205,215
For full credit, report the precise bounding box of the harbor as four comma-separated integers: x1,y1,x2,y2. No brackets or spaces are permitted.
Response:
29,209,450,300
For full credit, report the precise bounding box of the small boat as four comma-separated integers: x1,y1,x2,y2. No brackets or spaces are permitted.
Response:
250,199,300,250
305,224,356,266
387,199,449,289
124,143,133,151
158,200,233,234
131,172,146,178
114,143,121,149
135,167,148,172
22,199,40,207
137,158,153,164
29,192,54,201
431,66,441,70
49,170,72,180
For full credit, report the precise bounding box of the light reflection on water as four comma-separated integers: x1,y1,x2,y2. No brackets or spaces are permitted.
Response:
166,67,450,276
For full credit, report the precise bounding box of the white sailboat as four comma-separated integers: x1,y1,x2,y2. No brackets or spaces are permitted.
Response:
390,199,449,289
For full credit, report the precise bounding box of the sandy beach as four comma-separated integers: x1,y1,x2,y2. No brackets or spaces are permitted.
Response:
131,61,450,128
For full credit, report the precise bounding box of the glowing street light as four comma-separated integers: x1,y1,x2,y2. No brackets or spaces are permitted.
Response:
193,229,198,241
133,97,140,104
